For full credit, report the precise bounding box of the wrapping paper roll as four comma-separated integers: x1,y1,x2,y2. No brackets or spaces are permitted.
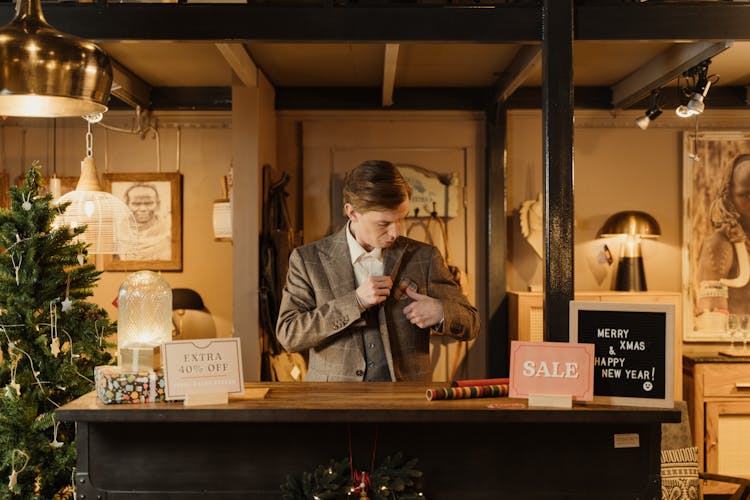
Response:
451,377,509,387
426,384,509,401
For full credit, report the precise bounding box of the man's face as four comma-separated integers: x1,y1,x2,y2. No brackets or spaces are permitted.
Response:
731,161,750,221
346,199,410,251
127,186,159,224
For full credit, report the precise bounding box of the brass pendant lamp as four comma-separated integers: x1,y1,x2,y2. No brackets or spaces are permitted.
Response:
0,0,112,117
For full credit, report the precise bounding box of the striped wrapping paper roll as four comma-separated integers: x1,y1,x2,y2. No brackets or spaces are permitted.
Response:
425,384,509,401
451,377,509,388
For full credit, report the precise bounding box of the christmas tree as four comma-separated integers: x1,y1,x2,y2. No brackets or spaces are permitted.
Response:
0,163,115,499
281,452,424,500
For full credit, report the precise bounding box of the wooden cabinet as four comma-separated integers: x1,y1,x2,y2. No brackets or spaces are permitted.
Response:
508,290,683,398
683,353,750,495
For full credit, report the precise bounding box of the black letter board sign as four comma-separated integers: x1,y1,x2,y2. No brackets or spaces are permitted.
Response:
569,301,674,408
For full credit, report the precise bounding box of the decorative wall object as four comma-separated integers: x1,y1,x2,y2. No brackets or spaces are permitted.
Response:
682,131,750,342
103,172,183,271
397,164,459,218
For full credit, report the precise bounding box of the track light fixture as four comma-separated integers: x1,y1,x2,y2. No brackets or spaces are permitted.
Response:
635,89,663,130
675,59,718,118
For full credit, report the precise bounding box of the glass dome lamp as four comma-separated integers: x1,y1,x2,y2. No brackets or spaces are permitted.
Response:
117,271,172,371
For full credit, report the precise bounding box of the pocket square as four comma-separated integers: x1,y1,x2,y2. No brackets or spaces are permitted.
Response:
393,278,418,300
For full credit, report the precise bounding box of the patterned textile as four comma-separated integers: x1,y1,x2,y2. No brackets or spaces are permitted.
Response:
661,446,699,500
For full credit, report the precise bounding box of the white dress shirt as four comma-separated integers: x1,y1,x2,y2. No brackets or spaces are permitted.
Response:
346,221,384,287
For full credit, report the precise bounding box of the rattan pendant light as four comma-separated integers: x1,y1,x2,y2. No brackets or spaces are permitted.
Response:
55,115,138,255
0,0,112,117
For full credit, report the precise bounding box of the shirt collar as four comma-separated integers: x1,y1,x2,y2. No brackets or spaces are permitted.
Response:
346,221,381,265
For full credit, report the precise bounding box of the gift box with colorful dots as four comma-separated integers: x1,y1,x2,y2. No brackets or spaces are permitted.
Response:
94,365,166,404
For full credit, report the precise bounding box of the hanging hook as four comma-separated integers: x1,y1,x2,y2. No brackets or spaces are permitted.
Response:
82,113,104,159
85,121,93,159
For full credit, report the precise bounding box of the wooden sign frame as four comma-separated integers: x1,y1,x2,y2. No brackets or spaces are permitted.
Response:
570,301,674,408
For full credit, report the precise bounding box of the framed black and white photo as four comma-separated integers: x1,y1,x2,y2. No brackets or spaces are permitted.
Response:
103,172,182,271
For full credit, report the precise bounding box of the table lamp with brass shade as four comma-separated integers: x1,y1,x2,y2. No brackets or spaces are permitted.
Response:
598,211,662,291
0,0,112,117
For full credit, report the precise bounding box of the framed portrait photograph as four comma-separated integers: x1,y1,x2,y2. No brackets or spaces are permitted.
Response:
682,131,750,342
102,172,182,272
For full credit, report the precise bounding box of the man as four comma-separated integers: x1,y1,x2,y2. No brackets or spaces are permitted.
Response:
120,183,171,261
276,160,479,382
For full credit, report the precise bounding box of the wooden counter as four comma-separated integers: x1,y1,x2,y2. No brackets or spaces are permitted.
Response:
58,382,679,499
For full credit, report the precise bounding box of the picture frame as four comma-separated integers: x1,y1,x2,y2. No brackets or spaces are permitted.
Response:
682,131,750,342
102,172,182,272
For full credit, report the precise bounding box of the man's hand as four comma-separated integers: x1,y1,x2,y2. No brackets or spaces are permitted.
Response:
356,275,393,309
402,287,444,329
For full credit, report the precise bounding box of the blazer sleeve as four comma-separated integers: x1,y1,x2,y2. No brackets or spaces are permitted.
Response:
275,247,363,352
426,247,480,341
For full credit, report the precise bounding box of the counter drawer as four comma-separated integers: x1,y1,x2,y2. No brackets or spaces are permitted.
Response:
702,363,750,397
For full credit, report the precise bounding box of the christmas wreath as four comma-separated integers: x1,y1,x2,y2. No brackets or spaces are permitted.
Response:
281,452,425,500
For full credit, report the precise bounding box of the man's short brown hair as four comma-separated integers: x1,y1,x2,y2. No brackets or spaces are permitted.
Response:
343,160,412,213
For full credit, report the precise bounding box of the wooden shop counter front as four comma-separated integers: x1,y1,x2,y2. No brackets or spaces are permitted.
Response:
58,382,679,499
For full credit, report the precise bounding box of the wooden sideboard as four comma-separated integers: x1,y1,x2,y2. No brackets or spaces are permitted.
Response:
58,382,678,499
683,351,750,495
508,290,683,398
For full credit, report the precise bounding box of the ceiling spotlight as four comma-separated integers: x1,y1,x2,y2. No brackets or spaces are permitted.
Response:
635,89,663,130
676,59,718,118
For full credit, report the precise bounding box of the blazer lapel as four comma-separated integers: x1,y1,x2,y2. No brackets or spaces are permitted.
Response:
320,226,356,298
320,226,367,359
383,238,408,281
380,238,409,381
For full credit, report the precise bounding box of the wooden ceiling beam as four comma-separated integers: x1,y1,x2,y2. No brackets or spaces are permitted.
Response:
216,43,258,88
493,45,541,104
578,3,750,41
382,44,399,107
0,4,540,42
111,59,152,110
4,3,750,42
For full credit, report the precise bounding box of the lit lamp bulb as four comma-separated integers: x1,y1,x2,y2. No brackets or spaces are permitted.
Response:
598,211,661,291
676,80,712,118
83,200,95,217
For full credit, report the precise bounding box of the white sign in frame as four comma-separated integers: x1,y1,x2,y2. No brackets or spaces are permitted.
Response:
162,338,244,400
570,301,674,408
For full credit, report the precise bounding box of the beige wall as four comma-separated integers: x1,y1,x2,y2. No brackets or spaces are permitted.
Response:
506,108,750,356
507,108,700,294
2,111,235,341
